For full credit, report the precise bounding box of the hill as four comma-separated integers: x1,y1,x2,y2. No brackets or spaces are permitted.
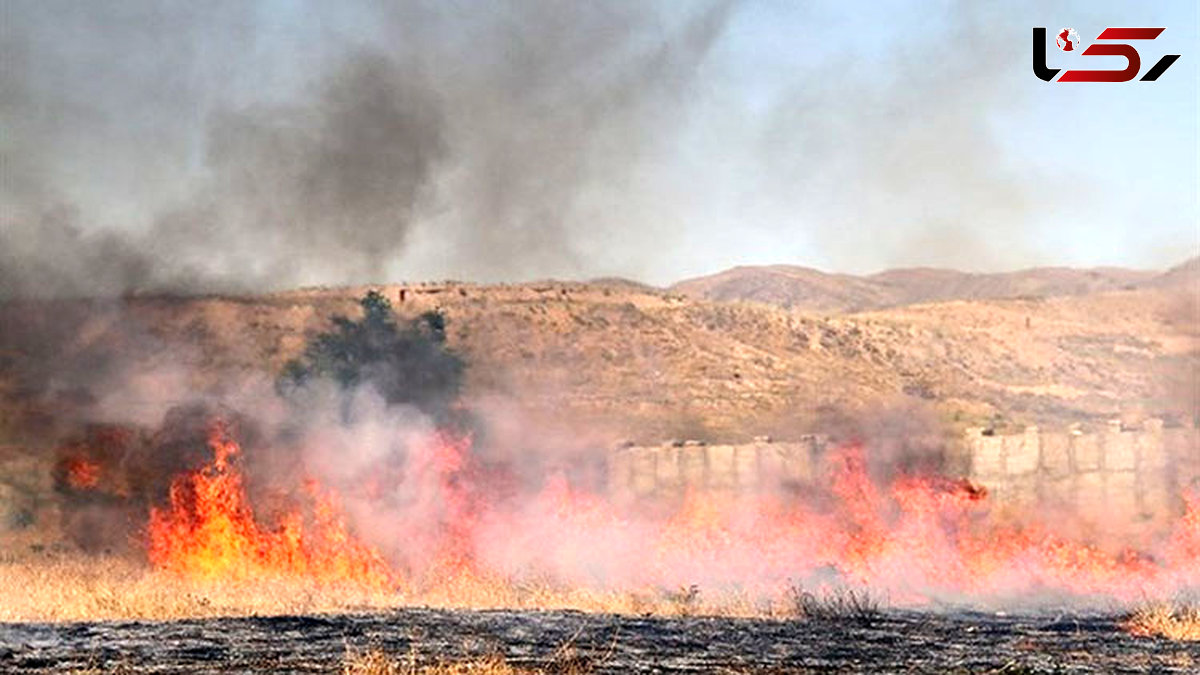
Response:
1,278,1195,444
670,258,1196,313
1145,256,1200,290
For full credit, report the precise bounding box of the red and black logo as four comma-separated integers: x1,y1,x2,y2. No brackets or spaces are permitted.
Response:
1033,27,1180,82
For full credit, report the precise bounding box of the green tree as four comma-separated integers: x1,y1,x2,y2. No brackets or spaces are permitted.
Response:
279,290,464,417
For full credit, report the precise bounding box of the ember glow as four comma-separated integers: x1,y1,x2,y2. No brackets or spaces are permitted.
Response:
146,423,393,589
139,422,1199,608
63,457,101,490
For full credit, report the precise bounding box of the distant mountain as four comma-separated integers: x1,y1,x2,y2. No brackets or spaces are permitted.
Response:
586,276,660,293
1146,256,1200,289
667,265,891,313
670,258,1196,313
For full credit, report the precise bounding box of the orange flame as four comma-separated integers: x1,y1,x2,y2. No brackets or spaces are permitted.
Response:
483,443,1200,605
143,426,1200,608
146,422,393,589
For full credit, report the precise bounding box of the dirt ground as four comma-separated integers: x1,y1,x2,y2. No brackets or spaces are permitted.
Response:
2,607,1198,674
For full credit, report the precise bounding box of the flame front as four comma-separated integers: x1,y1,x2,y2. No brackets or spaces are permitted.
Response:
146,423,393,589
142,425,1199,608
483,444,1200,605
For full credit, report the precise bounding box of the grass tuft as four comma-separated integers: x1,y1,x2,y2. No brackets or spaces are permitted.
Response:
1123,603,1200,641
787,584,883,626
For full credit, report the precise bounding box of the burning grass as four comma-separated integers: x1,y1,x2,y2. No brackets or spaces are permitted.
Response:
147,423,395,589
1124,602,1200,641
11,412,1200,624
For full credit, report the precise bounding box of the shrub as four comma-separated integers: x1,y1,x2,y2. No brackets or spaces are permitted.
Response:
280,291,464,419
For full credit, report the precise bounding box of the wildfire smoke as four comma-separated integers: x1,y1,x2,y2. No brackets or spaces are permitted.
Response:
120,416,1200,614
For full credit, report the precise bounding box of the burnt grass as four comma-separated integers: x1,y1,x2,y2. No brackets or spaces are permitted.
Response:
1,607,1197,674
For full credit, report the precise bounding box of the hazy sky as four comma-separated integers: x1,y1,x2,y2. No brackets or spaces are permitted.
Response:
670,0,1198,279
1,0,1196,293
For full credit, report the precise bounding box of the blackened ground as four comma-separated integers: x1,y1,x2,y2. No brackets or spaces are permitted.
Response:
1,608,1197,673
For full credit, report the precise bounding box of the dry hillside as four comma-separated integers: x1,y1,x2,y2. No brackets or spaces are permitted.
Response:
0,276,1196,443
671,257,1196,313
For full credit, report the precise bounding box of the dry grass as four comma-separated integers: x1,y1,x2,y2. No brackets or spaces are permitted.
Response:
412,570,765,619
343,648,408,675
0,549,766,623
786,584,884,626
342,649,530,675
0,552,406,622
1124,603,1200,641
341,645,598,675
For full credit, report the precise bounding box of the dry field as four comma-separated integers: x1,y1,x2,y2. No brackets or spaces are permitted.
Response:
0,549,769,624
2,548,1199,673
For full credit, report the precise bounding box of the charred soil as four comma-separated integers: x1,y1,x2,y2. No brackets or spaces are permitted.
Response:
2,607,1198,674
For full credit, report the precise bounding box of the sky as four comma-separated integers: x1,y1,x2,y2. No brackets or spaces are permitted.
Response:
0,0,1197,293
648,0,1199,280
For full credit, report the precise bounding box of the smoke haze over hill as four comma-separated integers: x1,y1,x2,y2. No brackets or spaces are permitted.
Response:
1,1,1195,296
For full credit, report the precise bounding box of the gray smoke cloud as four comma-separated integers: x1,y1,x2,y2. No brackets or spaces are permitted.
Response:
2,1,1191,295
0,1,735,297
151,48,446,287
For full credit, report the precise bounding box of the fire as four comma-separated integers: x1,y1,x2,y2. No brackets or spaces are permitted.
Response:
147,422,394,589
54,424,140,497
478,443,1200,605
141,422,1199,610
63,457,101,489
